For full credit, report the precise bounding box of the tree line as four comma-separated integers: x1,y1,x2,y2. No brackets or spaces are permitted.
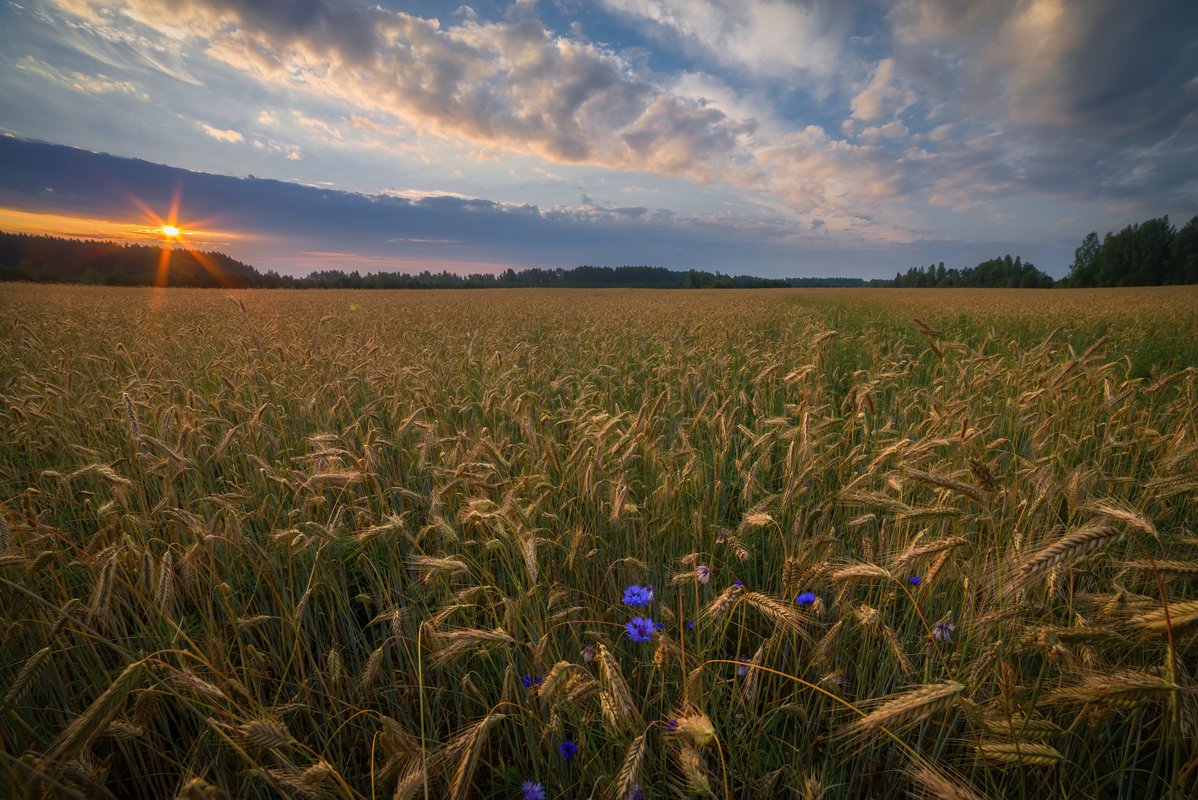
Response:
0,233,262,288
3,213,1196,289
0,232,791,289
1065,215,1198,287
888,255,1055,288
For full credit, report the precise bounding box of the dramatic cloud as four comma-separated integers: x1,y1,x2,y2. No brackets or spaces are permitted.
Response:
887,0,1198,207
1,0,1195,277
38,0,910,218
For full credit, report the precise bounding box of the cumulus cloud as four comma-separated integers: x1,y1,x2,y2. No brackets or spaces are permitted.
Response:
44,0,906,219
52,2,738,173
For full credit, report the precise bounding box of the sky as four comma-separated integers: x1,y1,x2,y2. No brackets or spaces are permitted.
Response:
0,0,1196,279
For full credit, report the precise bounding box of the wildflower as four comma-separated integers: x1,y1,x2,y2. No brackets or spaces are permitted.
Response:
559,739,578,761
581,644,596,662
695,564,711,584
732,579,743,587
630,785,645,800
625,616,655,643
665,719,680,732
737,657,751,677
653,621,665,631
521,780,546,800
795,591,818,606
932,620,955,643
908,575,923,587
623,584,654,606
684,620,695,631
716,528,731,542
521,674,542,689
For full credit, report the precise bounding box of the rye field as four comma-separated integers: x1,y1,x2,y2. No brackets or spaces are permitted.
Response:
1,283,1196,799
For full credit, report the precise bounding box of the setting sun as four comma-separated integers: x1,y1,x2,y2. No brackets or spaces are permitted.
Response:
161,224,180,238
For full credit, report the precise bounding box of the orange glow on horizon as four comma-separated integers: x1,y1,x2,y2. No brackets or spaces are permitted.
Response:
1,201,249,290
0,206,240,247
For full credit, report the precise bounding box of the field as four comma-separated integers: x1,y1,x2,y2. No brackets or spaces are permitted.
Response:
1,283,1196,799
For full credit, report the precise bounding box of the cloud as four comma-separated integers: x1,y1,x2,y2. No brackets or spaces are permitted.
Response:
42,0,905,224
27,0,1198,252
15,55,150,99
199,122,244,143
886,0,1198,204
50,1,755,176
850,58,914,122
0,136,924,277
857,120,909,144
598,0,849,79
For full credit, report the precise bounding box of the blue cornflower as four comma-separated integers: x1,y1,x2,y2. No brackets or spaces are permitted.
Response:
625,616,655,643
795,591,818,606
653,621,665,631
522,780,546,800
737,657,751,677
623,584,654,606
684,620,695,631
908,575,923,587
665,719,680,732
932,621,955,642
521,674,542,689
732,579,743,587
559,739,578,761
630,785,645,800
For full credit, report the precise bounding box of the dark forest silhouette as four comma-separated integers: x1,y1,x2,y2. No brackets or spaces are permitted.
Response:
3,213,1196,289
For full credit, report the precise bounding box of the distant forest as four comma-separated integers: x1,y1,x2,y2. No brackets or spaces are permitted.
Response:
0,233,788,289
888,255,1055,288
2,213,1195,289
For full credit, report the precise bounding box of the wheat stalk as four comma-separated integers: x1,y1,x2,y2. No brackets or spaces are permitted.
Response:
840,682,964,739
1131,598,1198,632
830,562,893,584
3,645,52,710
977,740,1064,765
234,717,295,750
596,644,640,733
743,591,807,635
890,536,969,574
1041,670,1178,709
1015,524,1124,581
902,469,985,504
446,712,504,800
1121,560,1198,576
49,658,146,762
907,764,985,800
611,732,647,800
